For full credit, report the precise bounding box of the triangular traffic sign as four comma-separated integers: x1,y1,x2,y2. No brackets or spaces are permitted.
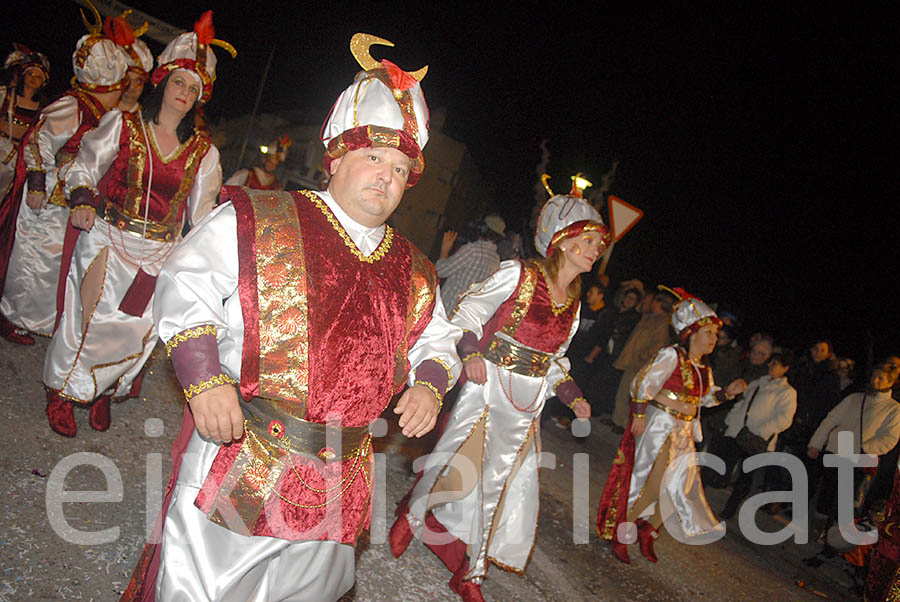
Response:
608,195,643,242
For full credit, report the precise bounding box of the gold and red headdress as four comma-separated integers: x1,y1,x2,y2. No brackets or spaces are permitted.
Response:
71,0,128,93
534,174,611,257
4,43,50,83
320,34,430,188
151,11,236,104
103,11,153,80
661,286,724,342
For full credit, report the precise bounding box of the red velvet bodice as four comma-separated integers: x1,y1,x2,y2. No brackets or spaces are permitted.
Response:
662,346,713,397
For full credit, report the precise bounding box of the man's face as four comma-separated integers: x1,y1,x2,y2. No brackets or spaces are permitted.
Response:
810,342,831,363
717,329,732,347
328,146,411,228
768,359,790,379
585,286,603,307
621,291,639,312
749,341,773,365
121,70,145,106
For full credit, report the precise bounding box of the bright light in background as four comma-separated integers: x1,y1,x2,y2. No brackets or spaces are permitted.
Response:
259,145,269,154
572,175,592,191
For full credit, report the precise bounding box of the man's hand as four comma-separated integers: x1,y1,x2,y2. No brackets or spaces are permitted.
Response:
572,399,591,420
439,230,458,259
630,416,646,436
190,384,243,444
26,191,45,212
726,379,748,397
70,206,96,231
807,446,820,460
464,356,487,384
394,384,440,438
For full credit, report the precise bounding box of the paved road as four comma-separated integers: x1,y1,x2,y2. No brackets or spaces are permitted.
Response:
0,338,858,600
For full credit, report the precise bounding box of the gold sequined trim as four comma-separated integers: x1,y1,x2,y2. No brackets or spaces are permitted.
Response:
299,189,393,263
69,204,96,215
166,324,218,357
414,380,443,410
535,262,575,316
568,396,586,410
553,374,573,393
462,352,483,363
184,374,238,402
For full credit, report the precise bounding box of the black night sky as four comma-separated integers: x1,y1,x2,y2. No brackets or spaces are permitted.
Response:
5,3,898,366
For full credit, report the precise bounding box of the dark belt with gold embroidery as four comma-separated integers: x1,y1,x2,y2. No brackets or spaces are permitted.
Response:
482,335,553,377
103,202,180,242
649,399,697,421
240,397,371,462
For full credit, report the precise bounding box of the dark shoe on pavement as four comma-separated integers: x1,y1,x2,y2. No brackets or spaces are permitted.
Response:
636,519,659,563
389,513,414,558
46,388,76,438
610,540,631,564
89,395,112,431
0,315,34,345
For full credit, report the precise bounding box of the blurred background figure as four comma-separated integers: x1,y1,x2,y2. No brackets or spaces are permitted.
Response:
837,357,857,393
225,133,291,190
435,213,505,315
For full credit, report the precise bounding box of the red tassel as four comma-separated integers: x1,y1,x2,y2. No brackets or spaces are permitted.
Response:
382,59,418,91
103,16,135,46
194,10,215,45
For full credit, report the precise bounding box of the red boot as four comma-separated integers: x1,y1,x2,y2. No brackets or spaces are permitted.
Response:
636,518,658,563
0,315,34,345
389,513,414,558
449,562,485,602
89,395,111,432
610,540,631,564
46,388,76,438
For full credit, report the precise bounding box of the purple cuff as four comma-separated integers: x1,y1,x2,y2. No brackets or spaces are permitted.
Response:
26,171,45,193
556,378,583,406
68,186,101,210
414,359,450,400
169,331,223,392
458,331,480,359
630,400,648,416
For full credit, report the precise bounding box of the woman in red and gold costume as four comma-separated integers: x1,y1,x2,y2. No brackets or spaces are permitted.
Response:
42,12,233,437
596,290,747,563
391,184,605,601
0,44,50,197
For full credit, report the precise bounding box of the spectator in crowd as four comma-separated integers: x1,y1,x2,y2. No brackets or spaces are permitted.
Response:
496,229,522,260
715,351,797,515
435,213,505,315
711,324,743,386
582,283,643,417
609,287,677,431
837,357,857,393
804,362,900,565
781,339,842,456
739,333,775,383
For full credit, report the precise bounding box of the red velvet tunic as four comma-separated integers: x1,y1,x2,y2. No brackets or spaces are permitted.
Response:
194,188,439,544
660,346,713,400
96,111,210,225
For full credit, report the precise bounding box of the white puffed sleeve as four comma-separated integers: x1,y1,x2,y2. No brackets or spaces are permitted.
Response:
545,307,581,386
224,168,249,186
185,144,222,226
450,259,521,338
63,109,123,196
631,346,679,402
154,202,243,377
24,95,81,175
407,287,463,389
700,371,722,407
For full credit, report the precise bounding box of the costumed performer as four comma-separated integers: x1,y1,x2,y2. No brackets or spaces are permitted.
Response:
225,132,292,190
865,455,900,601
107,12,154,114
43,11,231,437
596,289,747,564
120,33,461,602
0,2,126,345
390,178,606,602
0,44,50,198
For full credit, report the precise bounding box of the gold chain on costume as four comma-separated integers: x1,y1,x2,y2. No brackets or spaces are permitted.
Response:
496,364,544,412
184,374,238,401
299,190,393,263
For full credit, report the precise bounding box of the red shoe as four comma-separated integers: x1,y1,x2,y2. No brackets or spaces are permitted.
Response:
46,389,76,438
0,315,34,345
389,513,414,558
636,518,658,563
449,563,484,602
89,395,111,432
610,540,631,564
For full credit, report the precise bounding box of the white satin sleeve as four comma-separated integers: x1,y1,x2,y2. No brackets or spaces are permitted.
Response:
185,144,222,226
631,346,678,402
407,287,463,388
154,202,243,378
224,168,248,186
700,371,721,407
63,109,123,196
24,95,81,173
449,259,521,338
546,306,580,387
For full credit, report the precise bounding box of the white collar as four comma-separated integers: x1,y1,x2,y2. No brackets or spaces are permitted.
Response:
318,189,386,256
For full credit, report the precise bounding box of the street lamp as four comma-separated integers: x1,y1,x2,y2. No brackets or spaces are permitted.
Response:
259,145,269,154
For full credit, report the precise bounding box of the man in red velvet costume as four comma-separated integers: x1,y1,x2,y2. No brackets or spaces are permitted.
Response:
120,34,461,602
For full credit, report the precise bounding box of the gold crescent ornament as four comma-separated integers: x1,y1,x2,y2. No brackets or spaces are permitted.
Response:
210,39,238,58
119,9,149,38
80,0,103,35
349,33,427,81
